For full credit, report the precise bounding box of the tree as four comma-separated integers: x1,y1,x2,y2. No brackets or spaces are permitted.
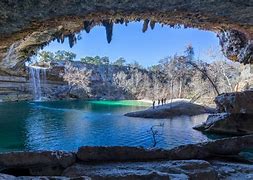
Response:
63,62,92,93
38,51,54,62
80,56,110,65
112,57,126,66
55,50,76,61
184,44,195,61
129,61,143,69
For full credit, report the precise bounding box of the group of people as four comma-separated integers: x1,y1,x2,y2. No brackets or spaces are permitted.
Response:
152,98,167,109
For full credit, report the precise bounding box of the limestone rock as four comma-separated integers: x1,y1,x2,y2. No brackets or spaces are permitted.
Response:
218,30,253,64
193,113,253,135
63,160,218,180
211,161,253,180
125,101,215,119
77,135,253,163
0,151,76,176
0,0,252,74
215,91,253,113
0,173,16,180
77,146,169,162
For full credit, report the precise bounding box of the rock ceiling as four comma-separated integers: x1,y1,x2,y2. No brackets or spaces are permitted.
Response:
0,0,252,75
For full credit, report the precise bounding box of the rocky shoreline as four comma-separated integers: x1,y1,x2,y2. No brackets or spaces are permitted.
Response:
0,135,252,179
194,91,253,135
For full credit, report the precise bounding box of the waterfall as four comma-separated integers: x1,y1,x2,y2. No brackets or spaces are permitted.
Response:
28,66,47,101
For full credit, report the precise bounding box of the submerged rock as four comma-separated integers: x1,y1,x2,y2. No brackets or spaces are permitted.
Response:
193,113,253,135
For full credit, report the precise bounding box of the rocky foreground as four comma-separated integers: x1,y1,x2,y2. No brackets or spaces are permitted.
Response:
0,135,252,179
125,100,215,119
194,91,253,135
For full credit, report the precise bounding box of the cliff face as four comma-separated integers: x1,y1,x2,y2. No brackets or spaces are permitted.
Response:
0,0,252,75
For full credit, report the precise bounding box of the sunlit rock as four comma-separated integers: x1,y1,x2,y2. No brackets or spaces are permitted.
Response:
215,91,253,113
218,30,253,64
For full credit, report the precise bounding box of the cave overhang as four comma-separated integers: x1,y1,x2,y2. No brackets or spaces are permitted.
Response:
0,0,252,75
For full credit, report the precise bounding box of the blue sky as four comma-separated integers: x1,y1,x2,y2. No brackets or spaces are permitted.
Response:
42,22,225,67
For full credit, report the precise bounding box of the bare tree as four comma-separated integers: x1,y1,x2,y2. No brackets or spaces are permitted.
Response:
63,62,92,94
186,61,220,96
148,123,164,148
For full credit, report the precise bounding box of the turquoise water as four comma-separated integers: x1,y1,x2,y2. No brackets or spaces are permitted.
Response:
0,100,213,152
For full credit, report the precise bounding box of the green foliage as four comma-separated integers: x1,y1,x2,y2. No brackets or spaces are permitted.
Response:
38,50,76,62
148,65,162,72
184,44,195,61
38,51,54,62
80,56,110,65
54,50,76,61
129,61,143,69
112,57,126,66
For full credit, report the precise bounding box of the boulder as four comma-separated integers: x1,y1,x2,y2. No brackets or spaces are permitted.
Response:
211,161,253,180
63,160,218,180
0,151,76,176
0,173,16,180
193,113,253,135
77,146,169,162
215,91,253,113
77,135,253,163
125,101,215,119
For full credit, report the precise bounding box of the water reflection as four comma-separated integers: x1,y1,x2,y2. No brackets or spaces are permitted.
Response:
0,100,213,152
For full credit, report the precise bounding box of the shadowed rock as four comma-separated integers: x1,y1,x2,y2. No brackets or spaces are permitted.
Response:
83,21,94,33
142,19,149,33
102,20,113,44
77,135,253,162
150,21,156,30
0,0,252,74
0,136,252,178
0,151,76,176
193,113,253,135
63,160,218,179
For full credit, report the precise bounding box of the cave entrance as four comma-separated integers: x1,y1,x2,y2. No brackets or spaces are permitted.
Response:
24,21,241,104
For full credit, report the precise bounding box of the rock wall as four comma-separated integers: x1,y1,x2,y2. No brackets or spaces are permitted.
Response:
0,73,68,102
0,0,252,74
0,75,32,102
194,90,253,135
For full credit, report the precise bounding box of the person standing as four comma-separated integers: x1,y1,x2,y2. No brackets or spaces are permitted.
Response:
152,100,155,109
158,99,160,106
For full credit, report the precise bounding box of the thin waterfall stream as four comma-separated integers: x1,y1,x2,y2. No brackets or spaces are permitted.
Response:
28,66,47,101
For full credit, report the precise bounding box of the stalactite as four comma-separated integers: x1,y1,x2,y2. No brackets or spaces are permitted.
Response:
68,34,76,48
102,20,113,44
83,20,94,33
60,34,65,43
142,19,149,33
150,21,156,30
115,18,124,25
125,19,129,26
56,37,61,43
